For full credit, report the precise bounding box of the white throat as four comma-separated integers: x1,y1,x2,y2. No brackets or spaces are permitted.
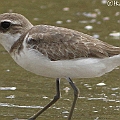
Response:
0,32,21,52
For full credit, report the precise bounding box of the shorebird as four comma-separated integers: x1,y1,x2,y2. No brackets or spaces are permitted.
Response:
0,13,120,120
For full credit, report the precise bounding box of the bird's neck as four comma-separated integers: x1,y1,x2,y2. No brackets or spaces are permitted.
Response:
0,32,21,53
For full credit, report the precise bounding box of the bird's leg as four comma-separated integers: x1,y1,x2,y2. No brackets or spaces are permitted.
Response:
67,77,79,120
28,78,60,120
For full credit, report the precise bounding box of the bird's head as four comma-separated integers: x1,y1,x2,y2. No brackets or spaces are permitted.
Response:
0,13,33,52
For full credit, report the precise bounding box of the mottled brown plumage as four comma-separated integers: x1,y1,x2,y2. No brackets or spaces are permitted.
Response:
11,25,120,61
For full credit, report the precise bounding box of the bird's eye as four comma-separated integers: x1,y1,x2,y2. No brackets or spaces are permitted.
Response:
0,21,11,29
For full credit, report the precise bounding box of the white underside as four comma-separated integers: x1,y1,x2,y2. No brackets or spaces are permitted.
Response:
11,47,120,79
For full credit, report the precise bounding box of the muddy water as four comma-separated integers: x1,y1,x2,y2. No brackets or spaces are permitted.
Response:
0,0,120,120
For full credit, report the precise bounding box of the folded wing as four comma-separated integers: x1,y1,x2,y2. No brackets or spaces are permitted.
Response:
24,25,120,61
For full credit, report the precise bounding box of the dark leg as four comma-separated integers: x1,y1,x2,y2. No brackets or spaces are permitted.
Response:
67,78,79,120
28,78,60,120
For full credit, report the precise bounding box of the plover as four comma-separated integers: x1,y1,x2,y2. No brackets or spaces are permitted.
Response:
0,13,120,120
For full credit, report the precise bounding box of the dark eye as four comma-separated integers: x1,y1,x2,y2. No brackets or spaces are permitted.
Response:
1,21,11,29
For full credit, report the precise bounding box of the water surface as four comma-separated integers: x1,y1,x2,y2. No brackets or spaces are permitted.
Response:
0,0,120,120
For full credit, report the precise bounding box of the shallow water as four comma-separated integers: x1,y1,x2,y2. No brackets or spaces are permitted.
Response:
0,0,120,120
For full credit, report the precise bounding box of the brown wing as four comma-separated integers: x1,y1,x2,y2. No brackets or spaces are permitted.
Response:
26,25,120,61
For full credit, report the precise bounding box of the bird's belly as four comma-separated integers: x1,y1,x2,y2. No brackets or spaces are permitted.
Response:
11,50,120,79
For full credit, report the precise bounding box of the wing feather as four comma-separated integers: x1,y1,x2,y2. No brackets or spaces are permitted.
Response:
24,25,120,61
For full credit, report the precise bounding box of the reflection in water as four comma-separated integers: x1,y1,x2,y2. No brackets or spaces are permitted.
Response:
0,84,119,107
6,95,15,99
0,103,43,109
0,83,120,119
0,0,120,120
0,87,16,91
96,82,106,86
109,32,120,39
